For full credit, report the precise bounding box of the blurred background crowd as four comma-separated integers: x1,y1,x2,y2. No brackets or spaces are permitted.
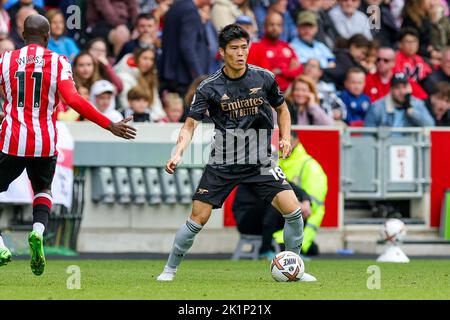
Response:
0,0,449,128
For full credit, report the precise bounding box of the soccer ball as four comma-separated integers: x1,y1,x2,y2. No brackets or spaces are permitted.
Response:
270,251,305,282
381,218,406,243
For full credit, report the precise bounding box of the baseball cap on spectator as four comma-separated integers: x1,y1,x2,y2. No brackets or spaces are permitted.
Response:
91,80,115,96
236,15,252,25
391,73,409,87
297,11,317,26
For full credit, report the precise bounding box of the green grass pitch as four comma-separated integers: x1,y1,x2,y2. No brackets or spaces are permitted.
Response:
0,259,449,299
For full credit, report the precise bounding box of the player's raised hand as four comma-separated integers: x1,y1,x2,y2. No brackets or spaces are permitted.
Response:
165,154,181,174
279,138,292,159
107,116,137,140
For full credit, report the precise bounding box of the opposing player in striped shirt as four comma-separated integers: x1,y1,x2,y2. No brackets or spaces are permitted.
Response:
0,15,137,275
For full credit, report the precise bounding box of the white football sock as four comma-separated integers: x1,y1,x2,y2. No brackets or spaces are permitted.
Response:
33,223,45,237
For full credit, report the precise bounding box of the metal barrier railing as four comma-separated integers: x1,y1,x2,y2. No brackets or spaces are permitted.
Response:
341,127,431,199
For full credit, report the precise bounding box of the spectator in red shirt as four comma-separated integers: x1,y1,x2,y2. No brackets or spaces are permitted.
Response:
364,47,396,102
393,27,432,99
247,11,302,91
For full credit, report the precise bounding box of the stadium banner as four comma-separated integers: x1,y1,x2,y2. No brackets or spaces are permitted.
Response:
223,127,340,228
0,122,74,209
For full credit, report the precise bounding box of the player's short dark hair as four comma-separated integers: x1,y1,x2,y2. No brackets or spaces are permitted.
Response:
398,27,420,42
218,24,250,49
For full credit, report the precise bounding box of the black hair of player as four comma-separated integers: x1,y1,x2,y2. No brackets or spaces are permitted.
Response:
398,27,420,42
218,24,250,50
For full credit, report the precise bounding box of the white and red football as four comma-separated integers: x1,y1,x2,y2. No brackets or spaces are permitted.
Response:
270,251,305,282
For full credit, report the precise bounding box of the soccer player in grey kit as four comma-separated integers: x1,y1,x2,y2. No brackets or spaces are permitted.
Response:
157,24,316,282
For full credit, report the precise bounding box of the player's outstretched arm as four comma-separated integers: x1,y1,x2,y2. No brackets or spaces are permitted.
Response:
276,102,292,159
165,117,198,174
106,116,137,140
58,80,136,140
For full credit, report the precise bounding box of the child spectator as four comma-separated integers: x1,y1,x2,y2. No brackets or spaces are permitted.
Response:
90,80,123,122
338,67,371,126
162,92,184,123
361,40,379,74
401,0,433,58
123,87,153,123
393,28,432,100
46,9,79,61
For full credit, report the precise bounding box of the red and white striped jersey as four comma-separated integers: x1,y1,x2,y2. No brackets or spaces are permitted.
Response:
0,44,74,157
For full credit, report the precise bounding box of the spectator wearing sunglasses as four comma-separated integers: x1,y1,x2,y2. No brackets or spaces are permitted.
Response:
364,47,397,102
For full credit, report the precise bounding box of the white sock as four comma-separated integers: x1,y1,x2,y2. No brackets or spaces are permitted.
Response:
33,223,45,237
0,236,5,248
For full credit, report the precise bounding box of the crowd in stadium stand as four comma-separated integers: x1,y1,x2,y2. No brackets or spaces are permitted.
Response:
0,0,449,127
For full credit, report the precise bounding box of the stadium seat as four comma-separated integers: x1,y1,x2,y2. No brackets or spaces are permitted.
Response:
232,234,262,260
91,167,115,204
232,235,281,260
112,167,132,204
174,168,192,204
159,169,177,204
143,168,163,205
128,168,146,205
